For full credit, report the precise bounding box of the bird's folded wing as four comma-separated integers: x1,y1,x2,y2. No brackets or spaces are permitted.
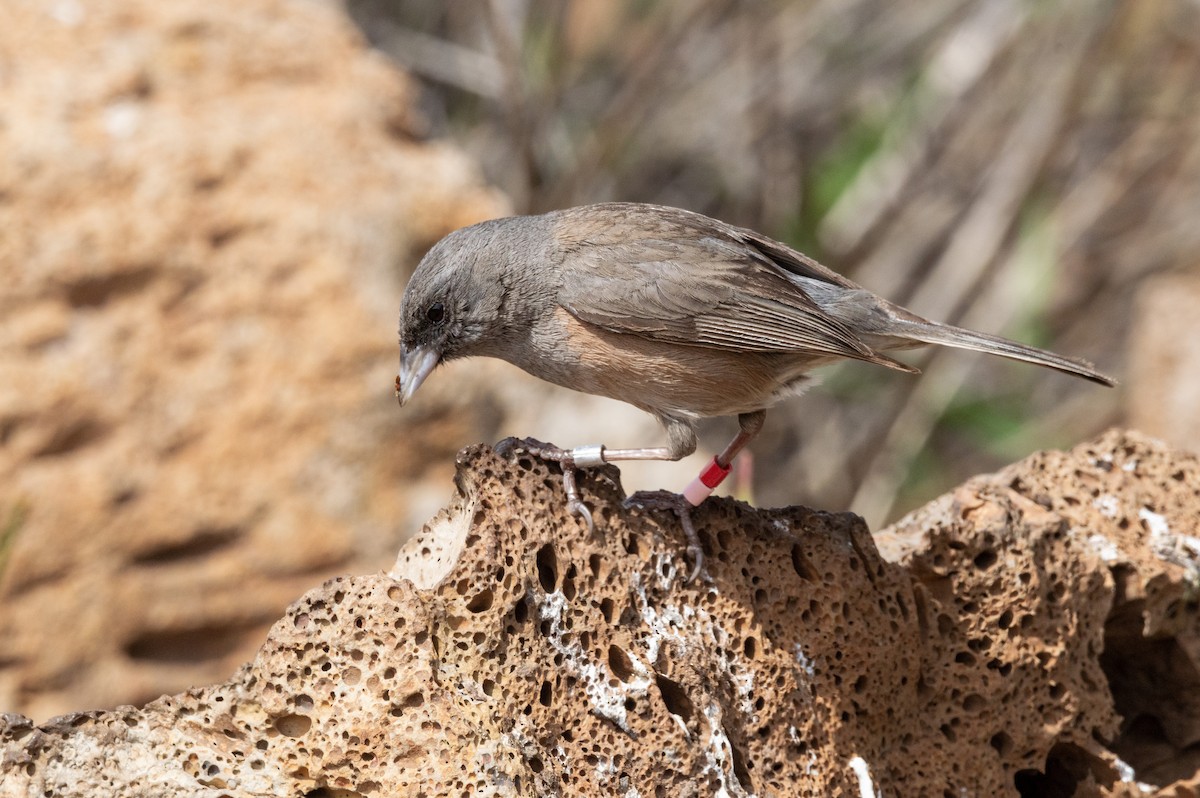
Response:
557,232,876,359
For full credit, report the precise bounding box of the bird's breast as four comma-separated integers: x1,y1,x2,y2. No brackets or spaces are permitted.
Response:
504,307,821,418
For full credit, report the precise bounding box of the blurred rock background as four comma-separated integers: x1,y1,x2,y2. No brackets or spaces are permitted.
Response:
0,0,1196,721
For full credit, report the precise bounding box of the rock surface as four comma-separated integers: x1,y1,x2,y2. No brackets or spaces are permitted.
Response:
0,0,508,720
1,429,1197,796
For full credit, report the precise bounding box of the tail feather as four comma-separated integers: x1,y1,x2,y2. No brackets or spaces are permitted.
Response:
889,320,1116,387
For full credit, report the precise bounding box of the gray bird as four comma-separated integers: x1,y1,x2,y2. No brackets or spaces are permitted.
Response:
396,202,1114,575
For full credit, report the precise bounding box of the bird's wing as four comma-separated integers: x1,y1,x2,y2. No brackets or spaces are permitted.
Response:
554,203,880,361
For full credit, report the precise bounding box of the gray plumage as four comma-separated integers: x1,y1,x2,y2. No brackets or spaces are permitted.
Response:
397,202,1114,462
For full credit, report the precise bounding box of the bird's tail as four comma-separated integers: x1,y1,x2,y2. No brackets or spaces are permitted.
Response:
886,318,1116,386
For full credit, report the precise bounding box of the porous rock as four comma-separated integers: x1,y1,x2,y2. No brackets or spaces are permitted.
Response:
2,429,1198,797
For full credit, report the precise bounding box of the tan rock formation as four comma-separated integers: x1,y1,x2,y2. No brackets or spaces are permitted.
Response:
1,429,1196,796
0,0,508,720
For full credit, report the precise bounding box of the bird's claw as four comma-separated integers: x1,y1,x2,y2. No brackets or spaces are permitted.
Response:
684,539,704,584
497,438,595,533
560,459,595,533
566,497,594,533
556,448,595,528
624,490,706,583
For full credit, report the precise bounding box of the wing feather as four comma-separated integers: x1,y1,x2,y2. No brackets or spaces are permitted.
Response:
554,204,878,361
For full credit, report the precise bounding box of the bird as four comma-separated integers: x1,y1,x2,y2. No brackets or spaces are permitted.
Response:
396,202,1114,578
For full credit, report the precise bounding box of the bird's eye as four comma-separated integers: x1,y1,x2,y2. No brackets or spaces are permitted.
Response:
426,302,445,323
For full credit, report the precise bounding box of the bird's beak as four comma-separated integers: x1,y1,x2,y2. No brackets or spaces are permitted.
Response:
396,344,441,406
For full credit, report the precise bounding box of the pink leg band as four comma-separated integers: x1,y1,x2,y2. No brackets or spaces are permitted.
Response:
682,457,732,506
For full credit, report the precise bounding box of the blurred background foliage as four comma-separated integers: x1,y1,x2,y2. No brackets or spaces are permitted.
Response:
348,0,1197,526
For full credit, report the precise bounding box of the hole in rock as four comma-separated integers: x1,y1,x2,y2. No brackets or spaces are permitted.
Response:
608,645,635,683
655,673,695,723
536,544,558,593
513,596,530,624
466,589,494,613
273,714,311,738
1100,597,1200,787
563,564,577,600
973,549,998,569
728,733,753,793
390,691,425,717
790,544,817,581
1014,742,1106,798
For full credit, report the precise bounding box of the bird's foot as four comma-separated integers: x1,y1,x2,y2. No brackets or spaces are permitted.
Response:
624,489,705,583
494,437,596,532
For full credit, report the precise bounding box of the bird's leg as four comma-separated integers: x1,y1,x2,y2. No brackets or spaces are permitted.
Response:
621,411,766,582
597,413,700,465
682,410,765,506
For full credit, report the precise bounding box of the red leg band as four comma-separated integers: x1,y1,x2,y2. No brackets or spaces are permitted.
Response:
699,457,732,488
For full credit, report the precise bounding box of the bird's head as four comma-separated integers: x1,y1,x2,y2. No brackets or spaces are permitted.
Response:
395,220,513,405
